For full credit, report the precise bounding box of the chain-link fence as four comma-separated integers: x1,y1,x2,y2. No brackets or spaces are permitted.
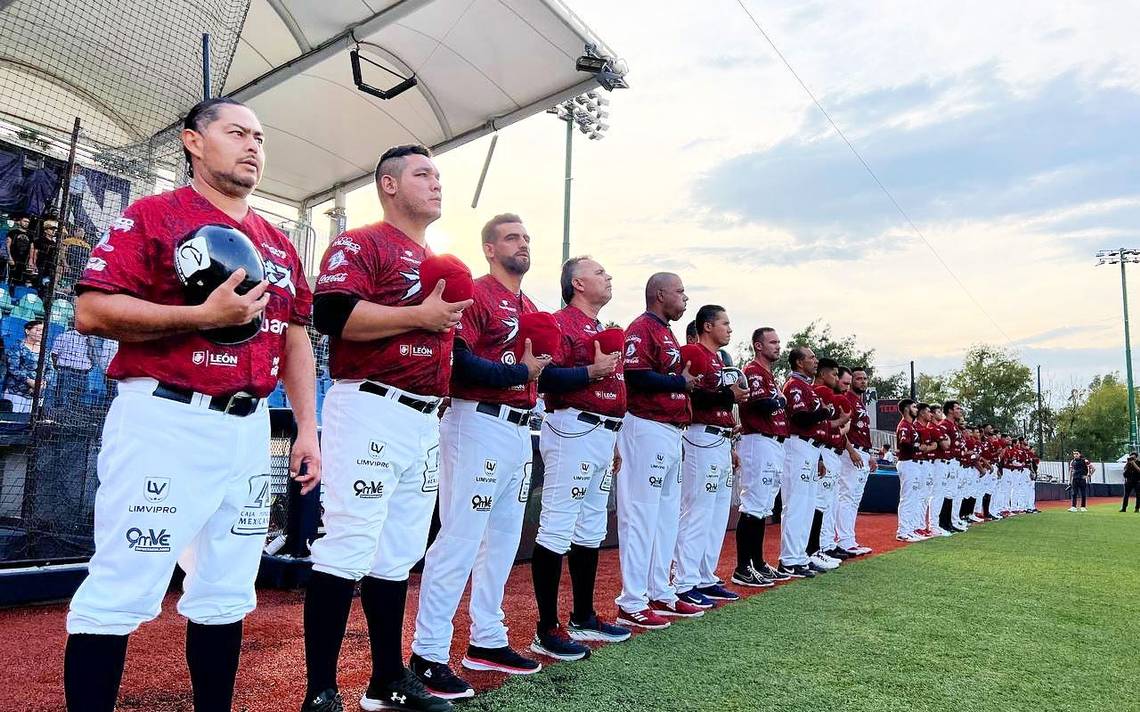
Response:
0,0,338,568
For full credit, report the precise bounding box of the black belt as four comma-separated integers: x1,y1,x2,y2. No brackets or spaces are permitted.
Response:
476,401,531,426
577,411,623,432
831,446,844,455
153,383,260,417
359,381,440,414
811,439,828,449
703,425,733,439
760,433,786,442
789,434,812,443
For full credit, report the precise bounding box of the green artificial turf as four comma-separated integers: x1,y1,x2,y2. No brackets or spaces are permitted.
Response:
467,504,1138,712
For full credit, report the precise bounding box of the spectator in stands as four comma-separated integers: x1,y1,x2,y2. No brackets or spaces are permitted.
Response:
7,215,32,289
91,334,118,402
0,214,10,284
33,219,60,289
1068,451,1091,512
4,319,45,412
1121,452,1140,513
59,226,92,293
877,444,896,466
49,325,94,413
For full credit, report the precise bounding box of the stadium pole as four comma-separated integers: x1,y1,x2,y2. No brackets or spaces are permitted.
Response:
562,114,572,281
1121,256,1138,452
1036,365,1043,454
202,34,212,98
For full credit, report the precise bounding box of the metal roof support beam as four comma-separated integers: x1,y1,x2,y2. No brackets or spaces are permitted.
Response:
300,76,603,206
228,0,435,103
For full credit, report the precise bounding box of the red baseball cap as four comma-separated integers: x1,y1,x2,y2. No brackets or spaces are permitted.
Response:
514,312,562,360
418,254,473,302
590,327,625,355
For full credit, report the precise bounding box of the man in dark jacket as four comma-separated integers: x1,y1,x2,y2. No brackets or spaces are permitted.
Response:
1122,453,1140,512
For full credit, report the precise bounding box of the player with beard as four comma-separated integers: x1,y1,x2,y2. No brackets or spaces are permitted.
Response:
733,327,791,586
831,367,875,557
410,214,551,697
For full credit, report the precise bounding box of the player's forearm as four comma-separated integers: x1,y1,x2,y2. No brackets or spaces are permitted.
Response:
280,326,317,433
76,292,204,342
338,299,429,341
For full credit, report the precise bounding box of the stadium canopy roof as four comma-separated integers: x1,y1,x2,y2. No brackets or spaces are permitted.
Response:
226,0,626,207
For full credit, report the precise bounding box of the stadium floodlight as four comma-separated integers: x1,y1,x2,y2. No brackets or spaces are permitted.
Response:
575,43,629,91
1096,247,1140,451
550,91,615,297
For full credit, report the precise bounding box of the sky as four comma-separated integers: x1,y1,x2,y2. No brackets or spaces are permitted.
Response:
306,0,1140,405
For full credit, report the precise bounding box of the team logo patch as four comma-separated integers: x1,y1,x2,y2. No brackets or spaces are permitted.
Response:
471,494,493,512
400,269,422,300
265,260,296,295
422,445,440,493
625,343,637,357
571,486,588,500
519,463,533,502
356,441,390,469
84,256,107,272
704,481,718,493
600,468,613,492
126,527,170,553
649,475,663,488
501,351,516,365
144,477,170,503
500,316,520,344
354,480,384,499
326,250,348,271
231,474,272,536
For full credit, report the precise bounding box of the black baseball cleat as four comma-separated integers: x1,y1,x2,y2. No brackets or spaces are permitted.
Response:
823,547,853,560
759,562,791,581
807,561,830,574
409,654,474,700
300,688,345,712
776,563,815,579
462,644,542,675
730,565,775,588
361,668,452,711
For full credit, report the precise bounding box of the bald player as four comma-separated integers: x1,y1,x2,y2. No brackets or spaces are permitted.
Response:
614,272,702,629
733,327,791,586
65,97,318,712
529,256,629,660
778,346,830,579
301,144,469,712
410,214,550,697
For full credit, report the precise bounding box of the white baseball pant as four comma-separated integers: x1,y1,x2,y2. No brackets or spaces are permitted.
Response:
614,413,683,612
68,378,271,635
835,447,870,550
309,381,439,582
817,447,842,550
535,408,618,554
412,399,532,663
674,426,732,593
896,460,924,537
778,436,819,567
737,434,784,519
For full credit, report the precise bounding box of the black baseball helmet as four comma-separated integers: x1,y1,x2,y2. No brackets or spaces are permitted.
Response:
174,224,266,345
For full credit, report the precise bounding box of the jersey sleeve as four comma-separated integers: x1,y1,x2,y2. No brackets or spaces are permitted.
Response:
454,298,486,349
289,244,313,326
75,203,155,298
784,381,809,415
315,233,387,298
623,323,655,371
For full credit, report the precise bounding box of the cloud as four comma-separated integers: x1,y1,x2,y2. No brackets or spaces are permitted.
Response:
693,69,1140,252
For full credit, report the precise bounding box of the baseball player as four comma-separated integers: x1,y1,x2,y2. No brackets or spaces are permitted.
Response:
410,214,551,696
529,256,630,661
733,327,791,587
64,97,319,712
805,358,849,572
936,403,967,533
832,366,875,556
918,404,949,537
614,272,702,629
777,346,830,579
895,399,925,541
673,305,747,609
300,144,472,712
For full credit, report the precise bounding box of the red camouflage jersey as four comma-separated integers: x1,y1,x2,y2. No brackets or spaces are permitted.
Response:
938,418,962,462
77,186,311,398
623,312,690,425
690,346,736,428
316,222,453,397
783,372,824,439
917,421,940,461
543,305,626,417
814,385,846,451
896,418,920,461
740,360,788,437
846,390,872,450
451,274,538,409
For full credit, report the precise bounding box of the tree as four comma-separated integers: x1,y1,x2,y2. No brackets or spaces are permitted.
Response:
1051,374,1133,461
914,372,954,405
870,371,908,399
947,345,1035,433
